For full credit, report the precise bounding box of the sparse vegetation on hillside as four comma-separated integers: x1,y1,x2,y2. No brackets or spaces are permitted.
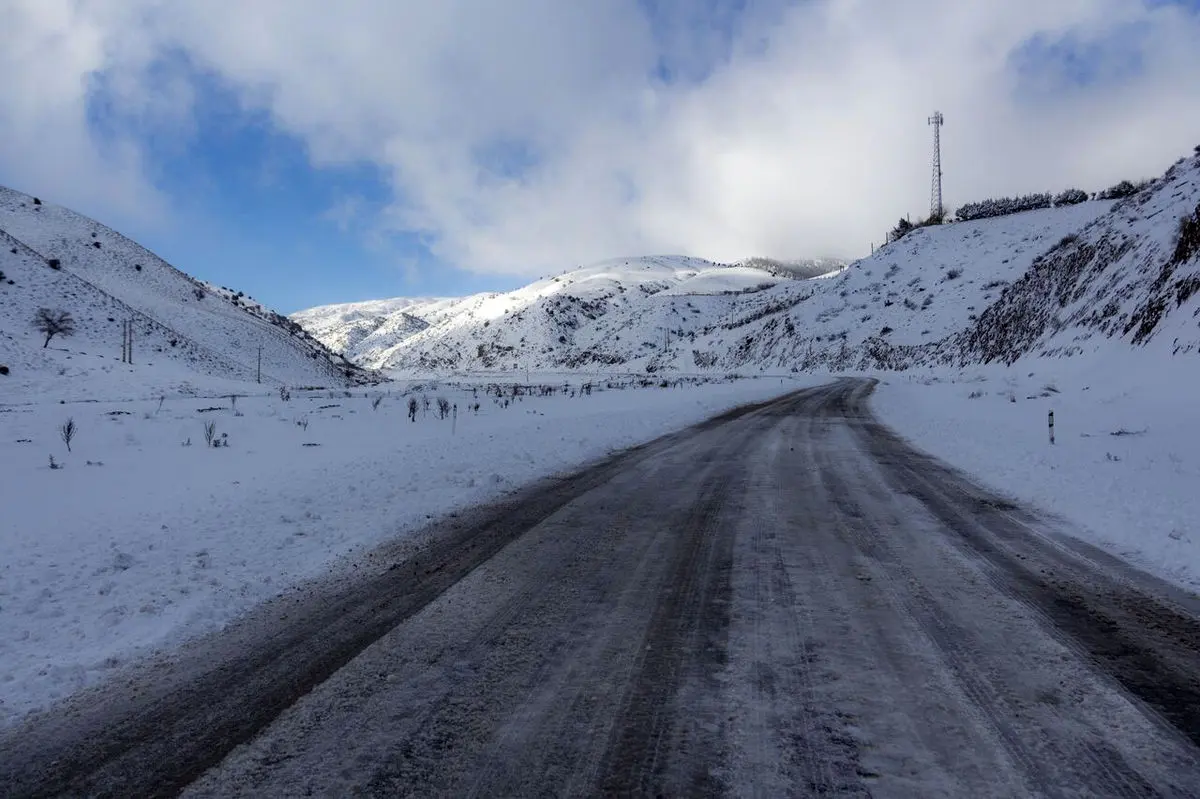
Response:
1097,180,1141,200
956,193,1052,222
1053,188,1089,206
1172,203,1200,269
889,212,944,243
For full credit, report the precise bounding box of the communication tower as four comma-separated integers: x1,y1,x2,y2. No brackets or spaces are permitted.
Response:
928,111,944,218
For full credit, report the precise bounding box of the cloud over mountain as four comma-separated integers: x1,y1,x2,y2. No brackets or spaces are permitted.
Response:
4,0,1200,277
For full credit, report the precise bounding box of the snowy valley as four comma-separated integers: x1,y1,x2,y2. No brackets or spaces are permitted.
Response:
2,147,1200,734
291,147,1200,597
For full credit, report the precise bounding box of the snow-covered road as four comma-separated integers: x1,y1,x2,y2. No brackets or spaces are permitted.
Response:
4,379,1199,796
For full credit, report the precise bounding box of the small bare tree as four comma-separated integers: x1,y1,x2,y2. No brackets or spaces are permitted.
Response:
60,417,77,452
34,308,75,348
371,395,383,411
203,421,217,447
436,397,451,419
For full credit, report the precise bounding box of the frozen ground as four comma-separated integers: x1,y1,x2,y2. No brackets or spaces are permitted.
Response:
872,346,1200,590
0,373,813,726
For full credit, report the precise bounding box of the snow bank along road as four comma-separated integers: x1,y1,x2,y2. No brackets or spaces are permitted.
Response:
5,379,1200,797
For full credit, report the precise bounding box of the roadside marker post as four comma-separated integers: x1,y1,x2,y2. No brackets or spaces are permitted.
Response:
1049,410,1055,445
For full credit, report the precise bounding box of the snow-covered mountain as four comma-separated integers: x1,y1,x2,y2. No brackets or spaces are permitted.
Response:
293,255,845,371
294,205,1115,375
290,297,448,358
294,149,1200,378
0,187,377,397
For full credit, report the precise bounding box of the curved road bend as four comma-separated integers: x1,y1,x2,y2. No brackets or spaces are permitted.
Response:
4,378,1200,797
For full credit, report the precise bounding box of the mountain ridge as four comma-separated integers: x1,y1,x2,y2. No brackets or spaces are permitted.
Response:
292,254,848,372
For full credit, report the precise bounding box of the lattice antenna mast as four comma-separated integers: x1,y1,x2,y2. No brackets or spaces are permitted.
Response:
928,111,944,218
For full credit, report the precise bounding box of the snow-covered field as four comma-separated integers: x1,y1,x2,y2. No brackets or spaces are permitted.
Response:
0,373,814,727
873,343,1200,590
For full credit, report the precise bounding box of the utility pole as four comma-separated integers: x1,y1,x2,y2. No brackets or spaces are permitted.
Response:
121,320,134,364
257,346,262,383
928,111,945,219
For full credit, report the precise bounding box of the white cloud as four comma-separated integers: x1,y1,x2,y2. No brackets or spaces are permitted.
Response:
0,0,168,224
4,0,1200,275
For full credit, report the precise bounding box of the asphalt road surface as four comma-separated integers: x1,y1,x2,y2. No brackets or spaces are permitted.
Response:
5,378,1200,797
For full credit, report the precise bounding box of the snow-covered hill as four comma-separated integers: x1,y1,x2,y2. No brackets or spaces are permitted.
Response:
957,153,1200,364
294,255,847,372
756,152,1200,373
294,150,1200,380
0,187,377,398
295,206,1113,375
291,297,448,359
697,200,1116,372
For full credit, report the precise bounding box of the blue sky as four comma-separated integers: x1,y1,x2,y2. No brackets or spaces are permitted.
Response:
86,69,518,312
3,0,1200,314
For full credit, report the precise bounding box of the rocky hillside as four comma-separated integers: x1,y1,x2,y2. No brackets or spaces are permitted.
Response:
957,152,1200,363
0,187,377,394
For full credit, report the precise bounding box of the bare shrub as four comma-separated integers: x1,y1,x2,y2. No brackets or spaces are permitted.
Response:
437,397,451,419
34,308,75,348
203,421,217,447
60,417,77,452
372,395,383,411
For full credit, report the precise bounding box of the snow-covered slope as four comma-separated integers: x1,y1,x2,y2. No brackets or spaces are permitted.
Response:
294,150,1200,378
291,297,449,358
296,208,1110,375
958,152,1200,364
294,255,847,372
0,187,376,397
696,201,1115,372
